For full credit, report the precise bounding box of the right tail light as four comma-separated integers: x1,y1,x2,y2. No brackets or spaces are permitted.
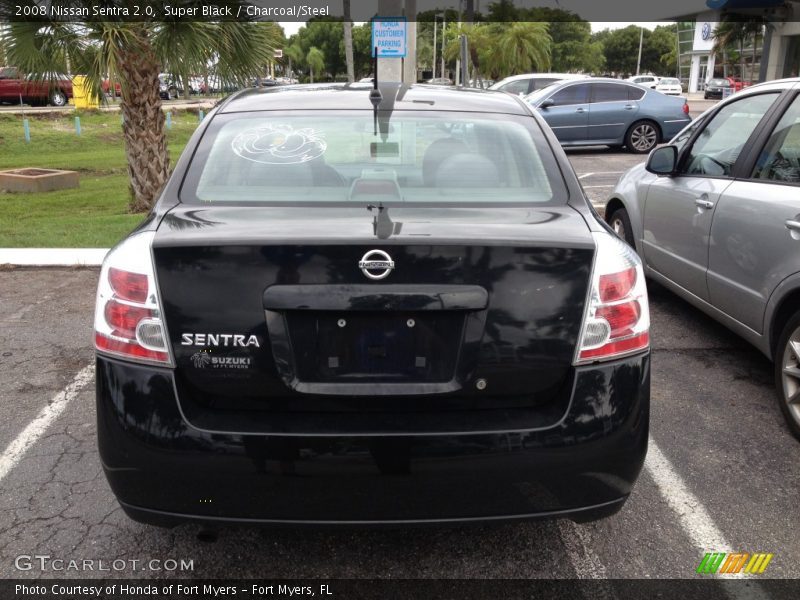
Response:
575,232,650,364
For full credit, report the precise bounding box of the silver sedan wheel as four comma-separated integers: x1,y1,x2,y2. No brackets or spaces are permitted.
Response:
630,123,658,152
781,328,800,427
611,216,626,238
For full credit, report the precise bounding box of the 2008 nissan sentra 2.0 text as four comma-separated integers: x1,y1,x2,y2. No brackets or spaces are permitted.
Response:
94,82,651,527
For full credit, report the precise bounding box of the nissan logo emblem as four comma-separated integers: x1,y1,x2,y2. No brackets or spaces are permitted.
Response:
359,249,394,280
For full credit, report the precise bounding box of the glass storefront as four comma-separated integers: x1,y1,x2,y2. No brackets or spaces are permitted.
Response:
784,35,800,78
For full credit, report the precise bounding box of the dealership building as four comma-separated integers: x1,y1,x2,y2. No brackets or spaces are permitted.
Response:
673,0,800,92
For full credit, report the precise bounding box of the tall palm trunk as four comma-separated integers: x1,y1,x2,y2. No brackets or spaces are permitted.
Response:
117,34,170,213
343,0,354,82
739,38,745,81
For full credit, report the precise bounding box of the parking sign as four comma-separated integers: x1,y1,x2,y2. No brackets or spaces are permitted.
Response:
371,18,407,58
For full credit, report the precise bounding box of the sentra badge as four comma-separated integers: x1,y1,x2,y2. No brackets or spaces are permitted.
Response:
359,249,394,280
181,333,260,348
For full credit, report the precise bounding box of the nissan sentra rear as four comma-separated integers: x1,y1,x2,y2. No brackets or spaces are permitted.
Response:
94,83,650,526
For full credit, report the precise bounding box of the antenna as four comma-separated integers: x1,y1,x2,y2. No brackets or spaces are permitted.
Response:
370,45,382,136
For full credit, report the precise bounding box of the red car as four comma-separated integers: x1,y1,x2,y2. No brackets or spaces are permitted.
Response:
725,77,752,92
102,79,122,97
0,67,72,106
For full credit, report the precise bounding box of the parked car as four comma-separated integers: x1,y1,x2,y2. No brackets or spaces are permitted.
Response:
704,77,732,99
626,75,660,89
0,67,72,106
469,78,495,89
489,72,589,96
604,78,800,440
726,77,752,92
199,76,240,94
525,77,691,153
158,74,178,100
655,77,683,96
425,77,453,86
102,78,122,97
94,83,650,527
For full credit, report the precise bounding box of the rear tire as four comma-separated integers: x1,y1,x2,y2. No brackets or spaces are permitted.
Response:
607,207,635,248
49,90,67,107
774,312,800,441
625,120,659,154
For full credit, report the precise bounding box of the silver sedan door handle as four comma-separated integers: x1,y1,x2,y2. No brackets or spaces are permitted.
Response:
695,199,715,209
624,104,636,110
575,107,585,113
786,220,800,232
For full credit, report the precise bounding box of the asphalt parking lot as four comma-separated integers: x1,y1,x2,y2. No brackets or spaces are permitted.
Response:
1,148,798,586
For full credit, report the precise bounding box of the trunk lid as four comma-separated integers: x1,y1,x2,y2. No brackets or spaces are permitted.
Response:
153,204,594,418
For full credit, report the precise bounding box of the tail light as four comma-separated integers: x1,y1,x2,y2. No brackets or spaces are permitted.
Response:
94,232,172,366
574,232,650,364
683,102,690,115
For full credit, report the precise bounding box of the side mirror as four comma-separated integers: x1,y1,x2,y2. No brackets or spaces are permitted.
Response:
539,98,554,109
646,145,678,175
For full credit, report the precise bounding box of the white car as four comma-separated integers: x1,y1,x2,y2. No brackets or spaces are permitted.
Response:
626,75,660,89
655,77,683,96
489,73,589,96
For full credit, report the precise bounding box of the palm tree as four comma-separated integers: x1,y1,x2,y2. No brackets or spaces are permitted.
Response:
343,0,355,83
486,22,551,79
2,9,279,213
713,20,748,81
712,18,766,83
447,22,551,83
285,43,305,80
443,23,491,85
307,47,324,83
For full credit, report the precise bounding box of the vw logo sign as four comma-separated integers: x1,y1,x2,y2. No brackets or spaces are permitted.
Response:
701,22,711,41
359,249,394,280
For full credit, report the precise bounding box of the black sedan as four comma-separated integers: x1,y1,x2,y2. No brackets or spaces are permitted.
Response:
704,77,732,99
94,83,650,527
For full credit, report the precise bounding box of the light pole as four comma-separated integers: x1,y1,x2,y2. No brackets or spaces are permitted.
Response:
441,12,446,81
636,26,644,75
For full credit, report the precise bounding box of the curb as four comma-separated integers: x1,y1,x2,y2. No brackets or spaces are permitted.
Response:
0,248,108,266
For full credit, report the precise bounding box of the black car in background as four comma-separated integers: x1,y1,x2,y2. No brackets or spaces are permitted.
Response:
704,77,733,99
94,83,650,527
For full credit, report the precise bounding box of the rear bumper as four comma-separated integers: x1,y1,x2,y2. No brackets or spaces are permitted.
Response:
96,353,650,526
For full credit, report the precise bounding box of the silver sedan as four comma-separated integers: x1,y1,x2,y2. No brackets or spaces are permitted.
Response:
604,77,800,440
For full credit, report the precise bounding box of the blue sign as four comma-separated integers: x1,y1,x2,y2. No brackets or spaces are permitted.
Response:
372,18,407,58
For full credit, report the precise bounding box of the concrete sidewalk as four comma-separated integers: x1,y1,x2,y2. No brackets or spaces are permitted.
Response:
0,248,108,266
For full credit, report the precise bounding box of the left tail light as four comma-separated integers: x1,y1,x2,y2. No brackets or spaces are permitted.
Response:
683,102,690,115
94,231,173,366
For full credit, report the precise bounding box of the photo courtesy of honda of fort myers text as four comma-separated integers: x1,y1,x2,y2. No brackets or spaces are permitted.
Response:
0,0,799,599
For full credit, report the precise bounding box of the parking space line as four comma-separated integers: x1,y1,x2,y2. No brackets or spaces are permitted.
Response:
645,439,770,596
0,364,94,483
578,172,595,179
582,185,615,189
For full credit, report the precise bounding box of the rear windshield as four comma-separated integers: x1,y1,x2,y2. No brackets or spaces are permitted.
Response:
181,111,566,206
660,78,680,85
709,79,730,86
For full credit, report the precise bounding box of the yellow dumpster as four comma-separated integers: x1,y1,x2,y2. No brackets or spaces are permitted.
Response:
72,75,100,109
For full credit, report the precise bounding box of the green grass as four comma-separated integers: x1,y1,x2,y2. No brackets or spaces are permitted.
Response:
0,109,200,247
